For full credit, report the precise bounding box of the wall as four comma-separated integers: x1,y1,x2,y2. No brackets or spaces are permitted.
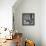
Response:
0,0,16,30
40,0,46,46
13,0,41,46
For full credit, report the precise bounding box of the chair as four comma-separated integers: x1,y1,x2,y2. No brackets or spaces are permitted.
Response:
25,40,35,46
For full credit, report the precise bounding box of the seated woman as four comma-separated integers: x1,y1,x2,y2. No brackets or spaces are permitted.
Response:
15,33,23,46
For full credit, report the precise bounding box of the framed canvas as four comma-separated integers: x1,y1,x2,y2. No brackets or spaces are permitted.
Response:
22,13,35,25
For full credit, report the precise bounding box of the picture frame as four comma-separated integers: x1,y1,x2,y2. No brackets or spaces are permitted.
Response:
22,13,35,25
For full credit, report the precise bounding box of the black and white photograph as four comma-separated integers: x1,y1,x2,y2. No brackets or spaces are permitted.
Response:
22,13,35,25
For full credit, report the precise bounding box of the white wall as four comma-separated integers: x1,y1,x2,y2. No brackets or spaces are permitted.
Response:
40,0,46,46
0,0,16,29
13,0,41,46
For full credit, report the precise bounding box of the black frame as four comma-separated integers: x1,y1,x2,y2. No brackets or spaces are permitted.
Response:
22,13,35,25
